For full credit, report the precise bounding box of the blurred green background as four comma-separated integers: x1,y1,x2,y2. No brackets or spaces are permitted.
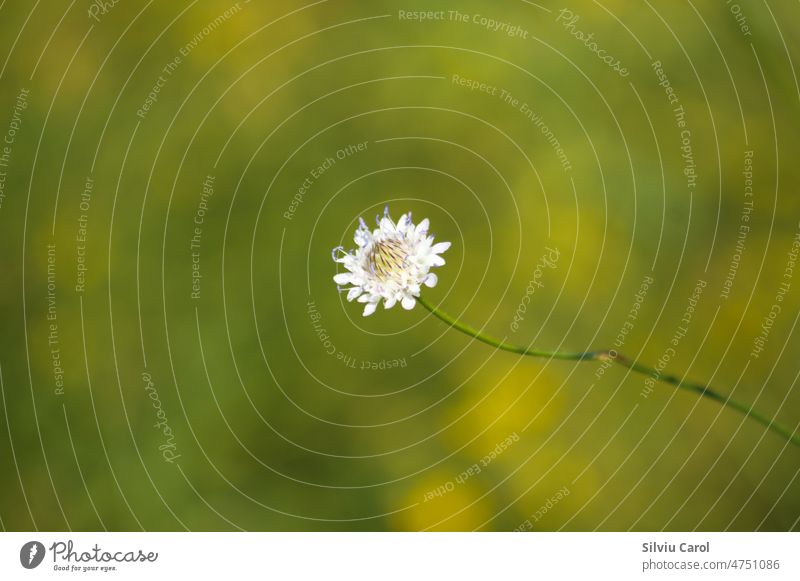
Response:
0,0,798,531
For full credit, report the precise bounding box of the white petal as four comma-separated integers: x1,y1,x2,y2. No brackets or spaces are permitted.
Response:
384,296,397,309
357,294,371,303
416,218,429,235
363,302,378,316
397,212,411,233
431,241,451,254
424,273,438,287
380,216,396,233
355,222,371,247
401,296,416,310
333,273,350,285
347,287,362,301
431,255,445,267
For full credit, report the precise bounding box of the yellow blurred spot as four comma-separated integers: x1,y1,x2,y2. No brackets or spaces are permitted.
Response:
392,474,493,531
442,359,564,453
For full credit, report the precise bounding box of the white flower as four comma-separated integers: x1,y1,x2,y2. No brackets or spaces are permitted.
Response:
332,207,451,316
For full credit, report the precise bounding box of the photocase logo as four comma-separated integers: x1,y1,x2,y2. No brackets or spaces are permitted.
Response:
20,541,46,569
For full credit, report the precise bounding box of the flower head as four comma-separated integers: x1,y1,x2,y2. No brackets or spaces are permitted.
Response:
332,207,451,316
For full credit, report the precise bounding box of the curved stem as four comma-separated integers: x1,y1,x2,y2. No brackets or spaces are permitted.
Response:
416,296,800,447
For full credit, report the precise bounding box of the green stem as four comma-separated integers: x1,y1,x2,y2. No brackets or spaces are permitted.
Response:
416,295,800,447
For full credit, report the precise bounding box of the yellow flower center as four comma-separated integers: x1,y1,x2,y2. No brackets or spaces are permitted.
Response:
370,238,408,281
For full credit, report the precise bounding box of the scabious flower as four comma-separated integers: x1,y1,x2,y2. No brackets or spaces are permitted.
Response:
332,207,451,316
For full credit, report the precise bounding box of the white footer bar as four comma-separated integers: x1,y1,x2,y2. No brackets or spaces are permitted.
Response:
1,532,797,580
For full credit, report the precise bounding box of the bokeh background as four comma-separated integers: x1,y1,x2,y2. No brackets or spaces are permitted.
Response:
1,0,798,531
